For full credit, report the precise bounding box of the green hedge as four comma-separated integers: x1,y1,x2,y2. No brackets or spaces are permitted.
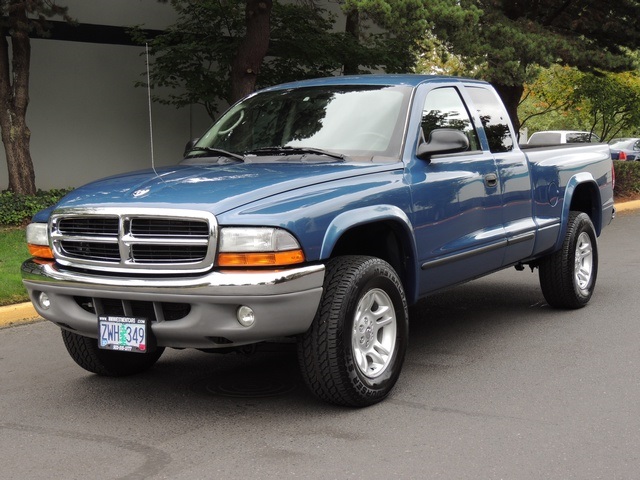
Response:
0,189,73,226
614,161,640,199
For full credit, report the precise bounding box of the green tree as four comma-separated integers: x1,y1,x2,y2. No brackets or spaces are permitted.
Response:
429,0,640,133
573,71,640,141
340,0,434,74
519,65,640,141
138,0,428,121
0,0,71,195
518,65,585,134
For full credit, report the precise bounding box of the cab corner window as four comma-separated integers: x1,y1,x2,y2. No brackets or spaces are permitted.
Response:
467,86,514,153
421,87,480,152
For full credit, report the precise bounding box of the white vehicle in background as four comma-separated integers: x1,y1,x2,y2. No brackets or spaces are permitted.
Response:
528,130,601,145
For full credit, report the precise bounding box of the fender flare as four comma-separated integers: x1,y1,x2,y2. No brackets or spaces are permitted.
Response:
555,172,602,250
320,205,420,303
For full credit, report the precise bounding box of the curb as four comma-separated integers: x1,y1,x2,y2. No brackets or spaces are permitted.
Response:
615,199,640,213
0,302,41,328
2,200,639,329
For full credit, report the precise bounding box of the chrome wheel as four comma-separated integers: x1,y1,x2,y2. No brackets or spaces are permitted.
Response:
352,288,397,379
574,231,593,291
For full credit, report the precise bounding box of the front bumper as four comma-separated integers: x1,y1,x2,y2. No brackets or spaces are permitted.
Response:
22,259,325,349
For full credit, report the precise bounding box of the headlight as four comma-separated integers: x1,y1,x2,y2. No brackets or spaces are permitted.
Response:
26,223,54,259
218,227,305,267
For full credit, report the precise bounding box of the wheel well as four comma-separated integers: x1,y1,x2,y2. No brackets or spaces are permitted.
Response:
569,182,601,232
330,221,410,288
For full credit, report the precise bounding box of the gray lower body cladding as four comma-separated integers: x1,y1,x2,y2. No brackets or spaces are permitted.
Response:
22,259,325,349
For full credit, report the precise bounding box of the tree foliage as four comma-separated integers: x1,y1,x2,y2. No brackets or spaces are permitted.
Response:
519,65,640,141
0,1,71,194
428,0,640,132
137,0,421,121
518,65,583,133
573,71,640,141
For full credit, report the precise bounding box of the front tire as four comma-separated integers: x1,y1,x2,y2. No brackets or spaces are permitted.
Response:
297,256,408,407
539,211,598,309
61,330,164,376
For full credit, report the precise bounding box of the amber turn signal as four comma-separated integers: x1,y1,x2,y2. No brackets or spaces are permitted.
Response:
218,249,305,267
28,244,54,259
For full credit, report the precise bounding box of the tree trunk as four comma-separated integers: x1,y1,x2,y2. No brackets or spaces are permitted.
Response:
0,6,36,195
343,7,360,75
492,83,524,138
230,0,273,103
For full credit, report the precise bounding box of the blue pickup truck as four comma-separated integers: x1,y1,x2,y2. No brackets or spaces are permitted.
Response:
22,75,615,406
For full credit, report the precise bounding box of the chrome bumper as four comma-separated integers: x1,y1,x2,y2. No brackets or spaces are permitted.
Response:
22,259,325,349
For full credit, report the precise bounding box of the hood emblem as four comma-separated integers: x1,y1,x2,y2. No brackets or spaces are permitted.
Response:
132,188,150,198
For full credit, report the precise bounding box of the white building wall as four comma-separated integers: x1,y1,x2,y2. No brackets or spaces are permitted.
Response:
0,0,212,191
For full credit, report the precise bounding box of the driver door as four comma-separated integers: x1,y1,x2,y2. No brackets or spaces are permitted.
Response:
408,85,505,294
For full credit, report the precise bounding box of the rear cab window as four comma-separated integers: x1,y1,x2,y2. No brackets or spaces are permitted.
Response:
466,86,514,153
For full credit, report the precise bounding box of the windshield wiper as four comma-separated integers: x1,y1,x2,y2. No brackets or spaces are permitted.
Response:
186,147,244,162
245,146,345,160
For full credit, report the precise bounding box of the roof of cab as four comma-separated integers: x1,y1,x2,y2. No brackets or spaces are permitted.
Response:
261,74,490,91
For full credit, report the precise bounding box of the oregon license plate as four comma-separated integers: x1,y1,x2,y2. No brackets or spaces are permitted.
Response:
98,315,148,353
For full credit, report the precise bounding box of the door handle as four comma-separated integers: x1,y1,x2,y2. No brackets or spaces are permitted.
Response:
484,173,498,188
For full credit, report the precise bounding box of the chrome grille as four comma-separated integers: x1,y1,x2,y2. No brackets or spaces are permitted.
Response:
58,217,119,236
130,218,209,237
51,208,218,274
60,240,120,262
131,244,208,263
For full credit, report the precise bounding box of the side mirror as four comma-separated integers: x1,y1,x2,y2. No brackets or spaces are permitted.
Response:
183,138,200,157
416,128,470,162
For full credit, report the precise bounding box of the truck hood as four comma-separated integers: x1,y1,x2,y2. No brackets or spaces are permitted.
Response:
54,161,400,214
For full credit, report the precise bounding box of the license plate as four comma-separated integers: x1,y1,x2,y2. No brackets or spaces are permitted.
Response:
98,315,148,353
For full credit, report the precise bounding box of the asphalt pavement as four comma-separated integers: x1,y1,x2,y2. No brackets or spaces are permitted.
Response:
2,206,640,479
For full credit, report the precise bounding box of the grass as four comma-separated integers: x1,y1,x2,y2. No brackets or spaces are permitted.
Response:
0,227,30,306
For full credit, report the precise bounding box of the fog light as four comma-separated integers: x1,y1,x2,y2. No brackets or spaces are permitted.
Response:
237,306,255,327
39,292,51,310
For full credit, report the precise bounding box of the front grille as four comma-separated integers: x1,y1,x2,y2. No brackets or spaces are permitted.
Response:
131,244,208,263
60,241,120,262
130,218,209,237
51,208,217,274
58,217,119,236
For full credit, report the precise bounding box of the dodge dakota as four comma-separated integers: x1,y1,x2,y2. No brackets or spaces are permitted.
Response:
22,75,615,406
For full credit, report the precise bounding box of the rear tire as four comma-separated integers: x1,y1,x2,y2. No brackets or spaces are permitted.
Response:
297,256,408,407
539,211,598,309
61,329,164,376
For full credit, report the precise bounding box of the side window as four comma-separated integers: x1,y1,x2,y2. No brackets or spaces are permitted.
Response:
466,86,514,153
634,140,640,151
421,87,480,151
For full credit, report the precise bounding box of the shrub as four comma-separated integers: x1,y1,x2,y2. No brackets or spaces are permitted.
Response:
613,161,640,199
0,188,73,226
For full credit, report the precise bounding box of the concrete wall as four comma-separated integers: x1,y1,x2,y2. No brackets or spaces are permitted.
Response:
0,0,212,191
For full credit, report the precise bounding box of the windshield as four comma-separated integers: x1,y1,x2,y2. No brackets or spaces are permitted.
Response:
188,85,412,162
